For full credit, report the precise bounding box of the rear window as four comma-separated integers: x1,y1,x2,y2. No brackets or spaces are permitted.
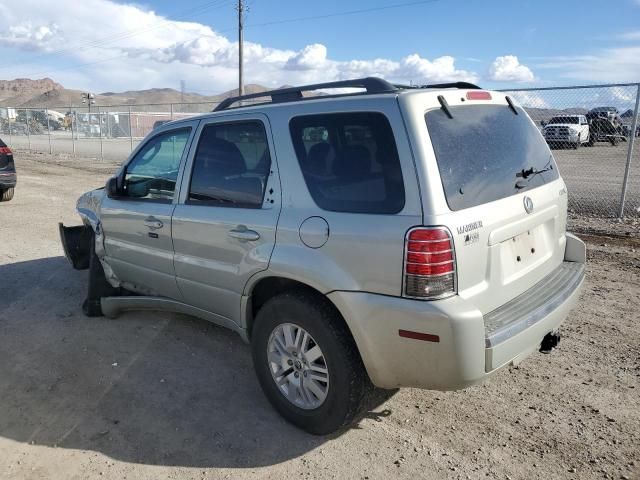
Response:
549,116,578,124
425,105,559,211
290,112,405,214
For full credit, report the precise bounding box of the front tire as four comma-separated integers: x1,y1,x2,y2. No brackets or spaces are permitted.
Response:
251,292,371,435
0,187,14,202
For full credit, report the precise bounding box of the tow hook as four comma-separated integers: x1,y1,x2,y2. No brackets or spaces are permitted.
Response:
540,331,561,354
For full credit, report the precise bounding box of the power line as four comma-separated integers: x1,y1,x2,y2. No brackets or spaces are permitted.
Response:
223,0,441,31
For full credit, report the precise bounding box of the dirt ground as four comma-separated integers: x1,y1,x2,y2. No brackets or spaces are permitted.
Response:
0,153,639,480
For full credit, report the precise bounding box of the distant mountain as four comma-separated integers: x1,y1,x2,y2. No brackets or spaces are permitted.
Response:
0,78,64,105
0,78,273,109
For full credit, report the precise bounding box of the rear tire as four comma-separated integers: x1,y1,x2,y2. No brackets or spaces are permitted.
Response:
610,136,619,146
251,291,371,435
82,232,118,317
0,187,14,202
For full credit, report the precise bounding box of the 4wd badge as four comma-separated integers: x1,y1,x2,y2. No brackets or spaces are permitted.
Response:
464,232,480,246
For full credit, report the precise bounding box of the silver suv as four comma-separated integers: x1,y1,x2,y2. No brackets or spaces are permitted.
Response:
60,78,586,435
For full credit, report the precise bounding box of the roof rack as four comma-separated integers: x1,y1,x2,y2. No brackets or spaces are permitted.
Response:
395,81,482,90
213,77,398,111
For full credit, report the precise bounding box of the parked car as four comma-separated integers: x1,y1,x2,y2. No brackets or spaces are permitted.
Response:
543,115,590,149
60,77,586,435
0,138,16,201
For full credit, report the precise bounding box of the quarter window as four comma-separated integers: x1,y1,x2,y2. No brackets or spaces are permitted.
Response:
188,121,271,208
289,112,405,214
124,128,191,202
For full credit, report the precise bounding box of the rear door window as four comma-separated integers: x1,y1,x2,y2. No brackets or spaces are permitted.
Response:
289,112,405,214
425,105,559,211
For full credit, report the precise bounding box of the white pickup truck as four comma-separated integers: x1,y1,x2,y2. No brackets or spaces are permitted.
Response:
543,115,590,149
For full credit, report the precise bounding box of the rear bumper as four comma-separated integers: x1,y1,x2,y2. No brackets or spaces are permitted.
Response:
329,234,586,390
0,171,16,188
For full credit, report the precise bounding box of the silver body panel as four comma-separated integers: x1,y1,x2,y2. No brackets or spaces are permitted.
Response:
66,88,585,390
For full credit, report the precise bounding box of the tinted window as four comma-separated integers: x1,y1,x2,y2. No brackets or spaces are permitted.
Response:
290,112,405,214
425,105,559,211
549,116,579,124
124,128,191,201
188,121,271,208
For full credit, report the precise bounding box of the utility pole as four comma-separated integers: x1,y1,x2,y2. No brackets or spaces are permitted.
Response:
238,0,244,97
81,92,95,113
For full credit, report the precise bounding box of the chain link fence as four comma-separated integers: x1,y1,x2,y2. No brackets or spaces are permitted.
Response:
1,83,639,218
0,102,216,163
500,83,640,219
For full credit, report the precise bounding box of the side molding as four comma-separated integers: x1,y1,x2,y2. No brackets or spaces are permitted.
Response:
101,296,250,343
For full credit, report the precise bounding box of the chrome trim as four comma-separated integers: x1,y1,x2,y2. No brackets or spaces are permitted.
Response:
405,271,456,279
406,238,452,244
406,259,454,267
407,248,454,254
484,261,585,347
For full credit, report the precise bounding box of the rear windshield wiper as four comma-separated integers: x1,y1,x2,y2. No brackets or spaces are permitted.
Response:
515,158,554,188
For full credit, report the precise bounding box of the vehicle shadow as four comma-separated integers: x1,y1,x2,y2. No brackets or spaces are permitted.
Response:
0,256,392,468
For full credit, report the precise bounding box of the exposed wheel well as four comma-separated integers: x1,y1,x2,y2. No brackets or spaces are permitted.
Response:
247,277,345,339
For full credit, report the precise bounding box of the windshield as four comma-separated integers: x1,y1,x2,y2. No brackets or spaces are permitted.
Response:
425,104,559,211
548,116,579,124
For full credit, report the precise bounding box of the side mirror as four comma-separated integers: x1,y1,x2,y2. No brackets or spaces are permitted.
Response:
105,176,122,199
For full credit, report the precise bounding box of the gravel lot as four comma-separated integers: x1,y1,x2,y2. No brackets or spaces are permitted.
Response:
0,153,639,480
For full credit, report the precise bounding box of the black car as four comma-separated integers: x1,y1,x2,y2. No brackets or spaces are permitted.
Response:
0,137,16,201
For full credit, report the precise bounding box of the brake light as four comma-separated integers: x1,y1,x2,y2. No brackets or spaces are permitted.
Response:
466,91,492,101
0,147,12,155
404,227,456,299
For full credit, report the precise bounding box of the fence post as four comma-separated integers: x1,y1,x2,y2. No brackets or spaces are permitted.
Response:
618,83,640,219
6,108,11,146
97,105,104,161
170,103,174,121
129,106,133,152
46,108,52,154
70,106,76,156
26,109,31,152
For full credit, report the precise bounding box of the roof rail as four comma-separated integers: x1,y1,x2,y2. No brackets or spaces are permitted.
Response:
213,77,398,111
395,81,482,90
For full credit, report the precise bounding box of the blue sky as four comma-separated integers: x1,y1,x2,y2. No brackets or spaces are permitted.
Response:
0,0,639,95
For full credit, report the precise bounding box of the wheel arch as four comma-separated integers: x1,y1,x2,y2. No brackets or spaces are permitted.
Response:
243,275,351,343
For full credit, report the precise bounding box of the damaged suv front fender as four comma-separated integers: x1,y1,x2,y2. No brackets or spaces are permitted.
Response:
59,188,113,277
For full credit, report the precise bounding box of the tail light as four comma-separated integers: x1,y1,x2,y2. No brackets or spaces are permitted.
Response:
403,227,456,299
0,147,12,155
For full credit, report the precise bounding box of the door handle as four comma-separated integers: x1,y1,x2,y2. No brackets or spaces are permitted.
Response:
144,217,163,230
228,227,260,242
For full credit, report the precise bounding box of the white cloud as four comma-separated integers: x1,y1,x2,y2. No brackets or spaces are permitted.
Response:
285,44,329,71
618,31,640,41
508,91,548,109
0,0,482,93
534,45,640,83
488,55,535,82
